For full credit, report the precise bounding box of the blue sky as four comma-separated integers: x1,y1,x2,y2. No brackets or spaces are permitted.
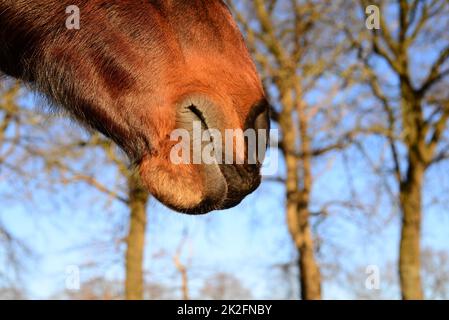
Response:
1,114,448,299
1,0,449,300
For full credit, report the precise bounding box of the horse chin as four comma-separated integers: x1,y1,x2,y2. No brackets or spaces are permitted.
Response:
138,155,228,215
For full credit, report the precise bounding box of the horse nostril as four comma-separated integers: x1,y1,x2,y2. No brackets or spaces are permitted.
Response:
252,110,270,164
254,110,269,132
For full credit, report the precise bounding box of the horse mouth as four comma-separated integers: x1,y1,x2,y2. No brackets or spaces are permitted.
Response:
176,98,263,214
138,95,266,215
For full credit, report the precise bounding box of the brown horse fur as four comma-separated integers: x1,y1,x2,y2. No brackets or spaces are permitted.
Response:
0,0,269,214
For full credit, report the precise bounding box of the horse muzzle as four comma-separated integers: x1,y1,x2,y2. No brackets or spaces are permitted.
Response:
172,95,270,214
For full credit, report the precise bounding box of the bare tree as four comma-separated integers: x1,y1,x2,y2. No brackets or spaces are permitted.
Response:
56,277,123,300
125,172,149,300
0,79,150,300
228,0,354,300
343,0,449,299
421,248,449,299
0,80,33,293
340,248,449,300
173,229,192,300
200,272,253,300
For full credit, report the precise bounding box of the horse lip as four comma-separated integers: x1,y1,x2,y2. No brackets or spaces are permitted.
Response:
218,163,262,210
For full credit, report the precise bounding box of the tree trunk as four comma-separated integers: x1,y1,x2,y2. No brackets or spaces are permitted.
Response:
280,88,321,300
296,206,321,300
125,172,149,300
180,267,189,300
296,97,321,300
398,79,425,300
174,255,190,300
399,160,424,300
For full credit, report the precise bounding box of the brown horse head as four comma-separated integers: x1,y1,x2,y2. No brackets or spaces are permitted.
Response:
0,0,270,214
